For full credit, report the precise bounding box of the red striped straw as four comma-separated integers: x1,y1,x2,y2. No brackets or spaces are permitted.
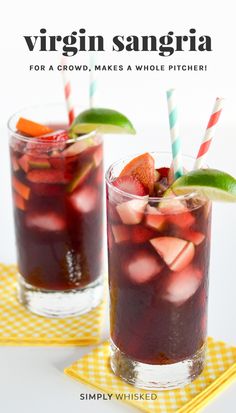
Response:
61,60,75,125
194,97,224,169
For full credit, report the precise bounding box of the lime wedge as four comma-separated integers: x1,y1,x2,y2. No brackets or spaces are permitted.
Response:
172,169,236,202
69,108,136,136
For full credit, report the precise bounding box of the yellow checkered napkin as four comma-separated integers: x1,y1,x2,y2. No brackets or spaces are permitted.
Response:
65,338,236,413
0,263,105,346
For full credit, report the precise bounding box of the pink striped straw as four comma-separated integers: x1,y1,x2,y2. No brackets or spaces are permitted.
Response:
61,60,75,125
194,97,224,169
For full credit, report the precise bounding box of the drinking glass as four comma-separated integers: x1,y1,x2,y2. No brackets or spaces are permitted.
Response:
106,152,211,389
8,104,104,317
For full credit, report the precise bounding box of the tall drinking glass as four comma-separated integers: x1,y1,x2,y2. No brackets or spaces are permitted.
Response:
106,152,211,389
8,104,104,317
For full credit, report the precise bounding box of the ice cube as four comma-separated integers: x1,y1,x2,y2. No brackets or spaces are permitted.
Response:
124,250,163,284
162,266,203,305
26,211,66,231
69,185,98,213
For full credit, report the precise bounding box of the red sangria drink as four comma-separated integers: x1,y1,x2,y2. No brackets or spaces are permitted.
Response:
8,104,104,317
106,152,211,389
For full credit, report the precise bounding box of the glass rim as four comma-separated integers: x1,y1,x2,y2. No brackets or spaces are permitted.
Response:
7,102,99,144
105,151,207,203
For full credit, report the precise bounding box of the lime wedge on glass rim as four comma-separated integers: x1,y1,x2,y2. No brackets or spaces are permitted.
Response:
69,108,136,137
171,169,236,202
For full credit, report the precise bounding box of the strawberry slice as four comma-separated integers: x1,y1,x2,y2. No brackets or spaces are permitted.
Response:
27,169,71,184
69,185,98,213
119,153,155,194
37,130,68,143
111,225,130,243
116,199,148,225
146,205,166,231
113,176,147,196
182,230,205,246
162,266,203,305
13,192,26,211
12,176,30,200
131,225,155,244
124,250,163,284
157,167,170,178
26,211,66,231
150,236,195,272
26,130,68,154
168,211,195,229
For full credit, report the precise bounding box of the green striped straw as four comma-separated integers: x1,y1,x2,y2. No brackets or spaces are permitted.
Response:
166,88,183,179
89,53,97,108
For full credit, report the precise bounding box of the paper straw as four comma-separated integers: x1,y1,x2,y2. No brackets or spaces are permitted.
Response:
89,54,98,108
166,88,183,179
61,59,75,125
194,97,224,169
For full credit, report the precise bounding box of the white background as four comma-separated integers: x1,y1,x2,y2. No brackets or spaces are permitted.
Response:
0,0,235,411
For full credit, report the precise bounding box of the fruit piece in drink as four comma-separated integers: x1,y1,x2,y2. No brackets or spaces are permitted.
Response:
150,236,195,272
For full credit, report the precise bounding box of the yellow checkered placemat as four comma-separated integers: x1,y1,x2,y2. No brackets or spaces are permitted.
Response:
65,338,236,413
0,263,105,346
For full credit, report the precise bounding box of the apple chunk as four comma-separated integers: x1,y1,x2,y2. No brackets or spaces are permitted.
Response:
150,236,195,272
116,199,148,225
